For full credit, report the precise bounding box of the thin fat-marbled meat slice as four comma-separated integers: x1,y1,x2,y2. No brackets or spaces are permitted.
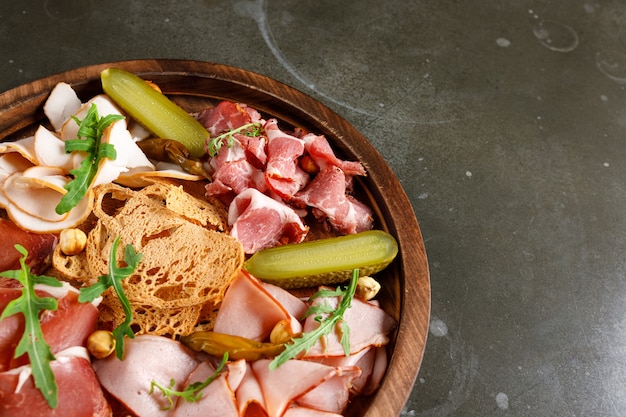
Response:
0,350,111,417
229,188,307,254
0,218,58,274
292,166,373,235
301,133,366,176
264,119,310,199
197,101,261,137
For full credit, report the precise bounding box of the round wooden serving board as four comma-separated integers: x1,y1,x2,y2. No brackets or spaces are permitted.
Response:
0,59,430,417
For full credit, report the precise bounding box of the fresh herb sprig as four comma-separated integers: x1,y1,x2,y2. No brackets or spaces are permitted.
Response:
149,352,229,410
55,103,124,215
0,245,64,408
268,269,358,370
78,236,142,359
206,122,263,157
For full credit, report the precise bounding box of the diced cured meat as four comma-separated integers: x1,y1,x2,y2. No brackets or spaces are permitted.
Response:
292,166,373,235
264,119,310,199
0,349,111,417
197,101,261,137
213,270,302,341
0,218,58,274
92,335,201,417
301,134,366,177
172,361,239,417
229,188,307,254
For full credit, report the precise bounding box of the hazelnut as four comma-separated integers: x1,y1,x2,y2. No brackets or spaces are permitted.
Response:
87,330,116,359
355,276,381,301
59,228,87,255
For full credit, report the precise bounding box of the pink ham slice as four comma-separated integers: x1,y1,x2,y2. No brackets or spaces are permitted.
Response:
282,406,343,417
294,365,362,413
213,270,302,341
292,166,373,235
0,350,111,417
302,291,396,358
172,360,239,417
251,359,357,417
92,335,201,417
229,188,307,254
235,362,267,416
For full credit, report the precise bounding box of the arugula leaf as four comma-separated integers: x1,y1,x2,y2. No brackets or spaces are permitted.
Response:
55,103,123,215
78,236,142,359
268,269,359,370
206,122,263,157
149,352,229,410
0,244,64,408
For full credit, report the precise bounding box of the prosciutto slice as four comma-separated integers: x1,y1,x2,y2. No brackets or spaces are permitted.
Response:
0,283,98,372
0,349,111,417
292,166,373,235
229,188,308,254
301,134,366,177
197,101,262,137
0,218,58,274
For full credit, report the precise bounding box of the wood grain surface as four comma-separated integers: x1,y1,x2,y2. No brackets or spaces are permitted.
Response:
0,59,430,416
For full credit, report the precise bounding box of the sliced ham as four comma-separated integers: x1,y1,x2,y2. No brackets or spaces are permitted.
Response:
235,362,267,416
292,166,373,235
295,365,362,413
92,335,201,417
251,359,347,417
213,270,301,341
172,360,239,417
229,188,307,254
0,349,111,417
283,406,343,417
302,291,396,358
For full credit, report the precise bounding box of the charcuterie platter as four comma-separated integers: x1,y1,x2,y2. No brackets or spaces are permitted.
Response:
0,60,430,417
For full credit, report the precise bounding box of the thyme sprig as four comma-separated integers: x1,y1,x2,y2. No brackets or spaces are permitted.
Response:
269,269,358,370
78,236,142,359
0,245,64,408
149,352,229,410
206,122,263,157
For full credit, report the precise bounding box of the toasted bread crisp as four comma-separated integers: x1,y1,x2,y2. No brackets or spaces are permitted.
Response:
53,181,244,337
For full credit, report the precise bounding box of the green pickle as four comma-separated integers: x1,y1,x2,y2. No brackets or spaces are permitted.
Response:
243,230,398,288
101,68,209,157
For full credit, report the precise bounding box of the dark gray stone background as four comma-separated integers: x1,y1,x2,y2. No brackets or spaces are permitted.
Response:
2,1,625,415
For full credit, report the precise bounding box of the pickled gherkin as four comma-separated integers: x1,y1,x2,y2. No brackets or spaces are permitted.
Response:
243,230,398,288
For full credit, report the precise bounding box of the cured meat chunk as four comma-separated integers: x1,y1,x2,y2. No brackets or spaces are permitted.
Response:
292,166,373,234
0,350,111,417
229,188,307,254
